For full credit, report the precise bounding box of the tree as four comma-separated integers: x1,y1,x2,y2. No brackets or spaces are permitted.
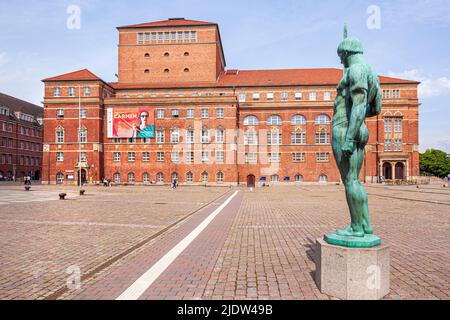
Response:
419,149,450,178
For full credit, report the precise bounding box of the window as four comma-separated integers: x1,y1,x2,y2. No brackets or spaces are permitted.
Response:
253,92,260,101
157,130,165,143
56,127,64,143
295,174,303,182
291,115,306,125
384,139,392,152
394,139,402,152
143,172,150,183
83,87,90,97
291,132,306,144
114,173,121,184
267,132,282,145
157,152,164,162
79,127,87,143
157,172,164,183
202,151,209,162
201,108,209,119
171,128,180,143
187,109,194,119
69,87,76,97
271,175,279,182
216,128,224,143
315,114,331,125
56,172,64,184
316,153,330,162
113,152,121,162
295,92,302,101
80,109,87,119
315,130,330,144
201,172,209,183
269,153,281,163
267,115,282,125
244,116,258,126
128,152,136,162
186,151,194,163
114,138,121,144
324,91,331,101
56,152,64,162
54,87,61,97
186,172,193,183
292,153,305,162
217,172,224,183
142,152,150,162
319,174,328,183
171,109,179,118
128,173,135,184
171,152,180,163
186,129,194,143
202,128,209,143
138,33,144,42
245,130,258,145
309,91,317,101
384,118,392,132
245,153,257,164
394,119,402,132
79,152,87,162
57,109,64,119
281,92,288,101
238,92,246,102
216,108,224,119
216,151,224,163
156,109,165,119
267,92,274,101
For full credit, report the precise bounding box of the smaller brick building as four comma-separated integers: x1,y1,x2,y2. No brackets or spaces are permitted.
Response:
0,92,44,181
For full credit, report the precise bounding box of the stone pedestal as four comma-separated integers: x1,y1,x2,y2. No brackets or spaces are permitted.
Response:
315,238,390,300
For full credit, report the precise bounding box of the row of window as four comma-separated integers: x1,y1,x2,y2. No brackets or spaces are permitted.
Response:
137,31,197,43
53,86,91,97
1,122,41,136
382,89,401,99
384,117,403,133
243,114,330,126
384,139,403,152
156,108,224,119
1,154,40,166
56,109,88,119
239,91,331,102
1,138,41,151
144,67,191,74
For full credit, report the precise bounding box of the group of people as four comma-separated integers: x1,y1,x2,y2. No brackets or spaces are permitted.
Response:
102,178,112,187
23,175,32,186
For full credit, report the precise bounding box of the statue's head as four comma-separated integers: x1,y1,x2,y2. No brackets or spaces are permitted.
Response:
337,24,364,67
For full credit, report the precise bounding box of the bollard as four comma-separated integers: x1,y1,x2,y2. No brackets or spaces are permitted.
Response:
59,193,67,200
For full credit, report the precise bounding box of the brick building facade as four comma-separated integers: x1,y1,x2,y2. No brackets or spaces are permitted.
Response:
42,18,420,186
0,92,43,181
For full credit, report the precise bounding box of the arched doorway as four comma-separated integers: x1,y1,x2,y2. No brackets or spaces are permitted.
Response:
395,162,405,180
77,169,87,186
383,162,392,180
247,174,256,188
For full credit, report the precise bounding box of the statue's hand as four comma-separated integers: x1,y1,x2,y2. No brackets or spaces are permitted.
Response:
342,140,356,157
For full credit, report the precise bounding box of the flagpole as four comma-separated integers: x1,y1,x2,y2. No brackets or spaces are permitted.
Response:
78,85,81,190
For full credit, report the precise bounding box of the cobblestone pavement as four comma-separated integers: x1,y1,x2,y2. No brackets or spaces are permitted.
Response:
0,182,448,300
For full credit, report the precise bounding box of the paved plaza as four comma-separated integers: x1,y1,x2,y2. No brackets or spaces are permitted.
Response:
0,182,448,300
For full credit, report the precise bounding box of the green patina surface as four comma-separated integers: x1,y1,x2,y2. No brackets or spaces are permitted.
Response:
325,25,382,248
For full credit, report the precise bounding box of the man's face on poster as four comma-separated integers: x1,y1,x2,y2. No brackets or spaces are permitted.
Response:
140,111,149,126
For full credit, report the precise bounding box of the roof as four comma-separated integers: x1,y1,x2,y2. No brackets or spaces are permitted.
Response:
117,18,217,29
42,69,103,82
108,68,419,90
0,92,43,117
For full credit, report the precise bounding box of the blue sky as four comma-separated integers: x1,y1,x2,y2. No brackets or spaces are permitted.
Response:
0,0,449,152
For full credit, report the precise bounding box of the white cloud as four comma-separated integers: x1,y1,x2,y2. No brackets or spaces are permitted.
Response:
387,69,450,98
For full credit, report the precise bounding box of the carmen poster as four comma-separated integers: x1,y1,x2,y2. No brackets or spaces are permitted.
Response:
107,108,155,138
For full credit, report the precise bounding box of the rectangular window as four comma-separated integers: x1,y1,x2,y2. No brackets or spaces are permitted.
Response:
202,129,209,143
113,138,121,144
56,152,64,162
245,131,258,145
156,109,165,119
394,139,402,151
170,32,176,40
151,32,157,41
201,108,209,119
186,151,194,163
80,109,87,119
216,129,224,143
187,109,194,119
291,132,306,145
142,152,150,162
316,152,329,162
267,92,274,101
309,91,317,101
171,109,179,118
79,152,87,162
315,132,330,144
54,87,61,97
83,87,90,97
128,152,136,162
56,131,64,143
253,92,260,101
145,33,150,41
295,92,302,101
171,130,180,143
384,139,393,151
269,153,281,163
238,92,246,102
191,31,197,40
69,87,76,97
245,153,257,163
267,132,282,145
157,130,165,143
186,130,194,143
138,33,144,42
113,152,121,162
79,130,87,143
281,92,288,101
216,108,224,119
57,109,64,119
157,152,164,162
158,32,163,40
216,150,224,163
292,152,305,162
202,151,209,162
171,152,179,163
384,119,393,132
394,119,402,132
324,91,331,101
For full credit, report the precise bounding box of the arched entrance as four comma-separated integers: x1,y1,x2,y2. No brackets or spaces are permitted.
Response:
247,174,256,188
395,162,405,180
77,169,87,186
383,162,392,180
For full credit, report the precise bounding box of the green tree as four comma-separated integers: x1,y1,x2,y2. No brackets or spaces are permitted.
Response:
419,149,450,178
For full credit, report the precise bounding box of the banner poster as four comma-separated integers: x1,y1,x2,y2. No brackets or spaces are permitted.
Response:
107,108,155,139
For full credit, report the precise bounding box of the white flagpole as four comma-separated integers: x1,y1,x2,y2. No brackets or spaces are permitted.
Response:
78,85,81,189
